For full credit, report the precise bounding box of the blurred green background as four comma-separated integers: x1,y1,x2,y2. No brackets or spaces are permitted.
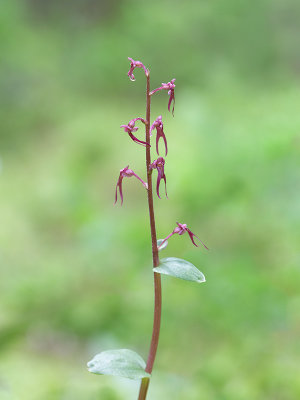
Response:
1,1,300,399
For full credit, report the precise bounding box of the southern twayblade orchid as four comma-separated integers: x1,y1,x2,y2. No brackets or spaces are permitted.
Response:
94,57,209,400
150,116,168,156
127,57,148,81
150,79,176,116
159,222,208,249
149,157,167,199
115,165,148,205
120,118,150,147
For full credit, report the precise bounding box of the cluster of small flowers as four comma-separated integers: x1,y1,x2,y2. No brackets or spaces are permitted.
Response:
115,57,207,250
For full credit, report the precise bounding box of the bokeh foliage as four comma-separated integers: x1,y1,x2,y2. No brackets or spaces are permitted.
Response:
0,1,300,399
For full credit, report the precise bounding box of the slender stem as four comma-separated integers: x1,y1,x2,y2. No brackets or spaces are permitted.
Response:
138,377,150,399
138,72,162,400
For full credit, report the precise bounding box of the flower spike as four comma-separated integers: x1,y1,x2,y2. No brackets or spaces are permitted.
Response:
149,157,167,199
159,222,208,249
150,116,168,156
120,118,150,147
115,166,148,205
150,79,176,116
127,57,148,81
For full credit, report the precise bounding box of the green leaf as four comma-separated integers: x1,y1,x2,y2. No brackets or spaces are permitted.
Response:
154,257,206,283
157,239,168,251
87,349,150,380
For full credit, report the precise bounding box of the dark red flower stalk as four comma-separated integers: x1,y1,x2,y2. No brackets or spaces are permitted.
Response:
150,116,168,156
120,118,150,147
149,157,167,199
159,222,208,249
127,57,148,81
150,79,176,116
89,56,210,400
115,165,148,205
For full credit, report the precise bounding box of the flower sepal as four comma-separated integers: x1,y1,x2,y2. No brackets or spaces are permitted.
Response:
150,79,176,115
150,116,168,156
149,157,168,199
127,57,149,81
159,222,208,249
115,166,148,205
121,118,150,147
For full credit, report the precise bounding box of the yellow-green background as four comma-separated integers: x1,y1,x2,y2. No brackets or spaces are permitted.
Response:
1,1,300,399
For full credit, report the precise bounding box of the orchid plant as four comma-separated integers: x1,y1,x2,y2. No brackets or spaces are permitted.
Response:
87,58,208,400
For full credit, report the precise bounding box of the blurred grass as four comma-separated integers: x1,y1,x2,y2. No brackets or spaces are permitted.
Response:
1,1,300,399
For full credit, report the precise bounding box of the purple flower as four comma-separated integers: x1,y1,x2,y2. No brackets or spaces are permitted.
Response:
149,157,167,199
150,79,176,116
150,116,168,156
127,57,148,81
120,118,150,147
115,166,148,205
159,222,208,249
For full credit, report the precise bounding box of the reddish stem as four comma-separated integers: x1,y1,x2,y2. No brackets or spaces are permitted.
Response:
138,72,162,400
